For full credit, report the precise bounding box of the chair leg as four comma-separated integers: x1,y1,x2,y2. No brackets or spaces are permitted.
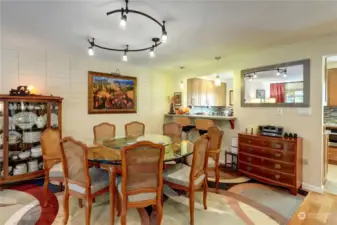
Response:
116,193,121,217
203,178,208,210
157,202,163,225
43,176,49,207
121,200,127,225
78,199,83,208
58,182,63,192
189,189,195,225
109,182,115,225
85,198,92,225
63,186,70,225
215,164,220,193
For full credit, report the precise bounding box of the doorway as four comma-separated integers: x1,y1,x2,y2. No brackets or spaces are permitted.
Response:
323,55,337,195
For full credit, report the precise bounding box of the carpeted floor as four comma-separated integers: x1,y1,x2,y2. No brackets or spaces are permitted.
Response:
0,169,305,225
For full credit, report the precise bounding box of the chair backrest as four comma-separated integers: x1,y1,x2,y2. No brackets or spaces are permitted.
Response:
93,122,116,144
163,122,182,142
121,141,165,204
207,126,224,150
125,121,145,138
195,119,214,130
40,128,62,170
60,137,90,191
174,117,191,127
190,134,210,183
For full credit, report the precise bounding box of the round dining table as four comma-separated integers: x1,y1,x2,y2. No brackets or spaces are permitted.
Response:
87,134,194,225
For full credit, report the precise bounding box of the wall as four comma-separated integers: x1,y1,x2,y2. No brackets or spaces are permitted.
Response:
0,49,170,144
223,78,233,106
170,34,337,191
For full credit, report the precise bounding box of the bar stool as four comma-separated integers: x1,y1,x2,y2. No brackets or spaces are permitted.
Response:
174,117,195,141
195,119,214,136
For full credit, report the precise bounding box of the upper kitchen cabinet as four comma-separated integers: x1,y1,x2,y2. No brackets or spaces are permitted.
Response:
328,69,337,106
187,78,226,106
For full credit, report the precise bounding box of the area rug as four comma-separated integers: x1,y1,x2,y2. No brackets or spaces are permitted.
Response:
0,181,303,225
228,183,305,222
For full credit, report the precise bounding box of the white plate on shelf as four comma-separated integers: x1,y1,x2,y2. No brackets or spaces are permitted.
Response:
13,112,37,130
51,113,58,127
8,131,22,144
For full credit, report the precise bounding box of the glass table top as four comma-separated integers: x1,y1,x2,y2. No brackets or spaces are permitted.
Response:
88,134,194,164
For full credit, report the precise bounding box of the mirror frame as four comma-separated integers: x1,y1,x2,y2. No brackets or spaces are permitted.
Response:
241,59,310,107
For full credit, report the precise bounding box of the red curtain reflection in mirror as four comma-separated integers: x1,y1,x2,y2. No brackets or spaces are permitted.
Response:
270,83,285,103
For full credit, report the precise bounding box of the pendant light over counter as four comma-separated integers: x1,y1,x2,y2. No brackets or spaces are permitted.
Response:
214,56,222,86
180,66,185,89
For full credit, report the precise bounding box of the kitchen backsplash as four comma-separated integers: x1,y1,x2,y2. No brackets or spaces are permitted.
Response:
189,106,233,115
324,106,337,124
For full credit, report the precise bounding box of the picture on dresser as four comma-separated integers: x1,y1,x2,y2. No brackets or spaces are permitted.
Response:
88,71,137,114
241,59,310,107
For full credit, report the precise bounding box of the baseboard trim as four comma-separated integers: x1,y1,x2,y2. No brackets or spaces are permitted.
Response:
302,182,324,194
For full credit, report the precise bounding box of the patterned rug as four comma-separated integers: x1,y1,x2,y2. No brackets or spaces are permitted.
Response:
0,170,304,225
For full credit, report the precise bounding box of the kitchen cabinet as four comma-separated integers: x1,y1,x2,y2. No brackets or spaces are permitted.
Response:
327,69,337,106
187,78,226,106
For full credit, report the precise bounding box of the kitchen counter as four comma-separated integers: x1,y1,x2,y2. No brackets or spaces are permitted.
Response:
324,123,337,129
164,114,236,129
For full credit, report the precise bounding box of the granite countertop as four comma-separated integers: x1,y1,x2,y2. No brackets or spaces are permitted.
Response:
164,114,236,120
324,123,337,128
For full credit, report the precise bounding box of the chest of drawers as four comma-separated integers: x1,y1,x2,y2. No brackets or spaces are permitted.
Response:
238,133,303,195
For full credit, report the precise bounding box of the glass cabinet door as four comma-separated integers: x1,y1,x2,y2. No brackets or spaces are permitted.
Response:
8,101,47,176
0,101,4,178
49,102,59,129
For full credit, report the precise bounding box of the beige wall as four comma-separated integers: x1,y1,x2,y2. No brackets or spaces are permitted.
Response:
170,34,337,191
0,49,170,144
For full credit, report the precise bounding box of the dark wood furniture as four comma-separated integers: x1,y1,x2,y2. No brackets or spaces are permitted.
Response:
61,137,110,225
163,135,210,225
115,141,165,225
224,151,237,170
238,133,303,195
0,95,63,186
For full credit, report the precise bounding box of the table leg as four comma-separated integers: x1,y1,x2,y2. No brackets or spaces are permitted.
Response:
108,166,117,225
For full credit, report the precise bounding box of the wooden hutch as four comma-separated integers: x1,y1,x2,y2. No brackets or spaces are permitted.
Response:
238,133,303,195
0,95,63,185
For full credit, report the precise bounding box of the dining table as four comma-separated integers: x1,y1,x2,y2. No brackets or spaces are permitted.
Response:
87,134,194,225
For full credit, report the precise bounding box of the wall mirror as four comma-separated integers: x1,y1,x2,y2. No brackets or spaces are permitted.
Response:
241,59,310,107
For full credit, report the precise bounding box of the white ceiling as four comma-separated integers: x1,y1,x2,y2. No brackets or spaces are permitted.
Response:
2,0,337,71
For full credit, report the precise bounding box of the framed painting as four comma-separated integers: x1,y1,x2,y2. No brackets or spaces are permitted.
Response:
173,92,182,106
256,89,266,100
88,71,137,114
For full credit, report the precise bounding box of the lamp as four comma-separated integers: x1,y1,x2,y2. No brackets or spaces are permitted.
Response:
214,56,221,86
149,46,155,58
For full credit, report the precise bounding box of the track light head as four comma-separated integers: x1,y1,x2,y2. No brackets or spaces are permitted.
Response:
120,14,127,29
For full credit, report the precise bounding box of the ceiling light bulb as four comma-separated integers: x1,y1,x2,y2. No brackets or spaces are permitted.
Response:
88,47,94,56
249,77,252,81
253,73,257,78
283,73,287,77
215,75,221,86
120,15,127,29
276,69,280,76
150,48,155,58
123,52,128,62
180,81,184,89
161,32,168,43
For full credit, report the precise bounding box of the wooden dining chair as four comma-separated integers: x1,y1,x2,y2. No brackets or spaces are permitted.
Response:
125,121,145,138
60,137,110,225
174,117,195,140
163,122,182,142
206,126,224,192
93,122,116,144
114,141,165,225
40,128,63,207
195,119,214,136
163,134,210,225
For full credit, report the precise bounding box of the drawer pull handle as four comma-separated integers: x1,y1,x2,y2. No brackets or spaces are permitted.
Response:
274,164,281,169
274,153,281,158
247,157,252,162
275,175,281,180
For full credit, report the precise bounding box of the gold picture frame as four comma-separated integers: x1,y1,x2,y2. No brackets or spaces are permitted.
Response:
88,71,137,114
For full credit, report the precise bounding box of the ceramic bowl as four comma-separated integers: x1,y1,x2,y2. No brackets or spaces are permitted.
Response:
19,151,30,159
15,163,27,169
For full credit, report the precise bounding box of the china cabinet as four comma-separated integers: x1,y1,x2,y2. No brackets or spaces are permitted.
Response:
0,95,63,185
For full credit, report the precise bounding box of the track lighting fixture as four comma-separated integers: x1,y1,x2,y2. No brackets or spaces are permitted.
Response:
283,69,287,77
253,72,257,78
123,45,128,62
87,0,167,60
88,46,94,56
277,69,280,76
214,56,222,86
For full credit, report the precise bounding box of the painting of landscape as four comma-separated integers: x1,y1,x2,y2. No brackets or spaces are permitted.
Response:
88,72,137,114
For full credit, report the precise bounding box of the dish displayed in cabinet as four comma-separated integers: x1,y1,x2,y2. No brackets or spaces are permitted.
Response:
51,113,58,127
13,112,38,129
23,131,41,143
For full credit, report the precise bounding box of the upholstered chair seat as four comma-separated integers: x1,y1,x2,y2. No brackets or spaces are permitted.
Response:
163,163,205,188
49,162,63,178
68,167,109,194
